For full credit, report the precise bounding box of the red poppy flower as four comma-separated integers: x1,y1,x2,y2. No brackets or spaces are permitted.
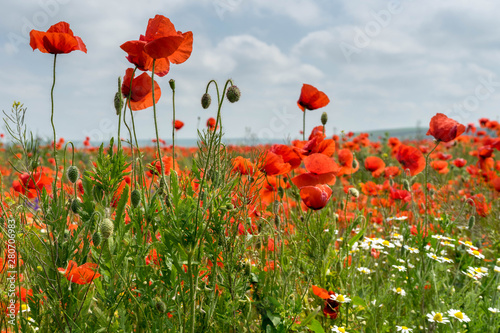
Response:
430,160,449,174
337,149,359,176
452,158,467,168
58,260,100,285
120,15,193,77
174,120,184,130
364,156,385,178
231,156,255,175
12,167,53,199
260,151,291,176
427,113,466,142
312,285,340,319
396,144,425,176
30,21,87,54
300,184,332,210
297,84,330,111
121,68,161,111
206,117,217,130
269,144,302,170
291,153,339,188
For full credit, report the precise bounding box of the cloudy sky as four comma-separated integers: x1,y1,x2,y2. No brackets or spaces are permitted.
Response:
1,0,500,144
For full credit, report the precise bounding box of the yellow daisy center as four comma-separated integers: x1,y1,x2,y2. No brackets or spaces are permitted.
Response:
396,288,402,293
337,295,345,302
434,313,443,322
455,311,463,319
339,328,346,333
401,326,408,330
472,250,480,256
383,240,390,246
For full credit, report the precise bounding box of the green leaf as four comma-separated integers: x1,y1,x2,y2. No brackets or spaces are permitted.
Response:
114,184,129,227
307,319,325,333
266,311,281,328
352,295,367,307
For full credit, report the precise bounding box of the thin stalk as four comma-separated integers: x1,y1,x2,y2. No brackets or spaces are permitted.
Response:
171,82,176,170
50,54,58,199
151,60,165,183
302,109,306,141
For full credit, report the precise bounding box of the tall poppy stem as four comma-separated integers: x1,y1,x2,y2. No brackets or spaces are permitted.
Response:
50,54,58,198
302,109,306,141
170,80,176,171
151,60,165,183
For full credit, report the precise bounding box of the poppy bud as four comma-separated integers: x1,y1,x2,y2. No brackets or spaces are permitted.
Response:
321,112,328,125
169,79,175,90
165,195,171,208
277,186,284,198
71,199,81,214
226,203,234,211
468,215,475,230
131,189,141,208
100,218,114,239
67,165,79,183
92,231,102,247
226,85,241,103
348,187,359,198
155,298,167,313
201,93,211,109
114,92,123,115
403,179,411,192
274,215,281,227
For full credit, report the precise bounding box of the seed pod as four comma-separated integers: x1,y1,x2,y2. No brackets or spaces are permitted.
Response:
67,166,79,183
403,179,411,192
131,189,141,208
277,186,284,198
114,92,123,115
92,231,102,247
348,187,359,198
169,79,175,90
468,215,475,230
100,218,114,239
226,85,241,103
201,93,211,109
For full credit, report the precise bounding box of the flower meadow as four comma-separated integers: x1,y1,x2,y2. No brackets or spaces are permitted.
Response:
2,15,500,333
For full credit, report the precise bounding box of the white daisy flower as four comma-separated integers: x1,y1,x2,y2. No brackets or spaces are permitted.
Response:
393,287,406,296
440,240,455,248
494,266,500,273
488,307,500,313
426,253,444,263
393,265,407,272
331,325,348,333
447,309,471,322
357,267,373,274
467,248,485,259
404,245,419,254
396,326,413,332
426,311,450,324
331,294,351,303
458,240,477,249
432,235,452,241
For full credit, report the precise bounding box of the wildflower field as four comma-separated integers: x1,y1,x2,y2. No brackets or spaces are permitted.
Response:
2,15,500,333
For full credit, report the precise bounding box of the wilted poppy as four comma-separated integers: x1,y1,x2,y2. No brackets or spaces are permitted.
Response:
300,184,332,210
58,260,100,285
312,285,340,319
121,68,161,111
174,120,184,130
396,144,425,176
30,21,87,54
120,15,193,77
427,113,466,142
297,84,330,111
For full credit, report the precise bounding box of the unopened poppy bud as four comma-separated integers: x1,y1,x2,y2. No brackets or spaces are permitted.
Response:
130,189,141,208
226,85,241,103
321,112,328,125
92,231,102,247
71,199,81,214
201,93,211,109
226,203,234,211
274,215,281,227
67,165,79,183
468,215,475,230
114,92,123,115
403,179,411,192
169,79,175,90
348,187,359,198
155,298,167,313
277,186,284,198
100,218,114,239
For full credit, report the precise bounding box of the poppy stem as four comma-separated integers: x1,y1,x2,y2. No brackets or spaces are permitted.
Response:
171,81,176,173
50,53,58,199
151,60,165,184
302,109,306,141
